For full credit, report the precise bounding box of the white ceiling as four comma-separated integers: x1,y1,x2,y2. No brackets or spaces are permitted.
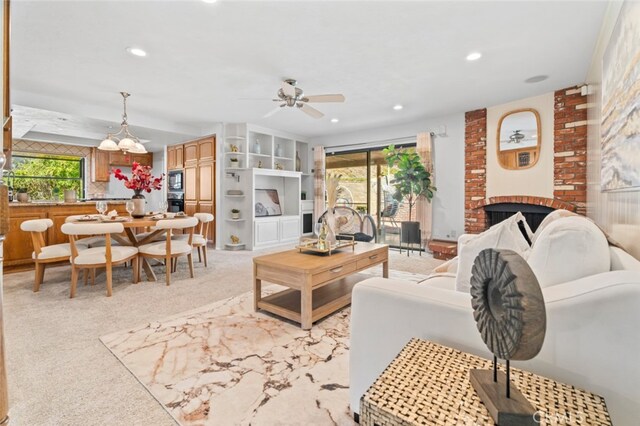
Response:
11,0,607,142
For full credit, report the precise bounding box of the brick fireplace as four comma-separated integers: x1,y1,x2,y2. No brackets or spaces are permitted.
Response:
464,86,587,234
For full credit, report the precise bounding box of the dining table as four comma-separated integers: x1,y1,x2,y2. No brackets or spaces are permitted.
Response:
71,214,193,282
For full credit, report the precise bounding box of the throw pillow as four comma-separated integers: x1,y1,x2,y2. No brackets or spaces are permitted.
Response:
528,216,610,287
531,209,577,245
455,212,532,293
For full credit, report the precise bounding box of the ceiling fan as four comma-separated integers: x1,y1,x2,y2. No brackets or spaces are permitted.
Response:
264,79,345,119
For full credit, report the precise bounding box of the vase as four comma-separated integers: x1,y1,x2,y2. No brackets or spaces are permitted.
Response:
132,190,146,218
296,151,302,172
254,139,261,154
324,208,337,245
275,144,283,157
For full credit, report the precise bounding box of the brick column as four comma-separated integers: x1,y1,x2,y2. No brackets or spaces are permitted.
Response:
465,109,487,233
553,87,588,215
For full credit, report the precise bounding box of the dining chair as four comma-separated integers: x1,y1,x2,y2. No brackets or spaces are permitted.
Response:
21,218,89,292
173,213,214,266
64,215,122,248
138,217,198,286
61,222,139,298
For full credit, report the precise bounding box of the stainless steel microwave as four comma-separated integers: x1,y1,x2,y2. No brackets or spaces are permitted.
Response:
168,170,183,191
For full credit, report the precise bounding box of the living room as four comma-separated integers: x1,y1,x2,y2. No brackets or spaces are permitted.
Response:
0,0,638,425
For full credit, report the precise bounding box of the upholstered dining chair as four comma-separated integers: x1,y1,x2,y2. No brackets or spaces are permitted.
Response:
173,213,214,266
64,215,110,247
138,217,199,285
61,222,139,298
21,218,89,292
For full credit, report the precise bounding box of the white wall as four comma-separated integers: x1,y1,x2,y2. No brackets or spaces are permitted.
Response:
586,1,640,258
486,92,555,199
311,113,465,241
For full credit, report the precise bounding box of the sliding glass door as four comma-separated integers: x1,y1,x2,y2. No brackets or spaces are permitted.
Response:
326,143,415,246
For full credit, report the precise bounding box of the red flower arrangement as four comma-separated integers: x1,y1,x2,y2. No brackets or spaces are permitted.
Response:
112,162,164,193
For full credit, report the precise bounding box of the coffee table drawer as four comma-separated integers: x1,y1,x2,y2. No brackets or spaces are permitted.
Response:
356,250,387,269
313,261,357,285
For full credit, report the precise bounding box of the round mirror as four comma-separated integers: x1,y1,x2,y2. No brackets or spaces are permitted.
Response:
497,109,541,170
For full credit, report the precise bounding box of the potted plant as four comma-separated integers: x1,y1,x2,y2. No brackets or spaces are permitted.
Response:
112,162,164,217
231,208,241,219
229,157,239,168
16,188,29,203
383,144,436,246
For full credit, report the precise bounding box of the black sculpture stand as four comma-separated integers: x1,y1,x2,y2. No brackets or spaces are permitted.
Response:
469,358,535,426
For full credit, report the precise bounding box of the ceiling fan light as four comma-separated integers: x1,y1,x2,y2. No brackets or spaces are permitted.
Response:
118,137,136,151
98,138,120,151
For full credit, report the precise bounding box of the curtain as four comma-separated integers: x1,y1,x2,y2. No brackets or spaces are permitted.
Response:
415,132,435,246
313,146,326,221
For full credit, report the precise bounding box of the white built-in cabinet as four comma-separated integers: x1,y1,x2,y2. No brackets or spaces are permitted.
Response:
222,123,309,250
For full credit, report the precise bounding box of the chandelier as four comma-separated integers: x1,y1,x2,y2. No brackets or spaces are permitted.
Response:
509,130,525,143
98,92,147,154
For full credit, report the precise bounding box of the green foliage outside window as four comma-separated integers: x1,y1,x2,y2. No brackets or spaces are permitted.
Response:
11,154,83,200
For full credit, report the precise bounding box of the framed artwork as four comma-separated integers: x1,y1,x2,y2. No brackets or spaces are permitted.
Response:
601,0,640,191
255,189,282,217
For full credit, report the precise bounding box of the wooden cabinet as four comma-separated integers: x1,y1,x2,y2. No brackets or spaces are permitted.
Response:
184,165,198,202
91,149,153,182
197,162,214,203
169,136,216,243
3,203,127,272
184,142,199,165
198,138,215,163
167,145,184,170
91,148,110,182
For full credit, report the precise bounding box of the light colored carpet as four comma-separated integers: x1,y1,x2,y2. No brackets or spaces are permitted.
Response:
2,246,442,425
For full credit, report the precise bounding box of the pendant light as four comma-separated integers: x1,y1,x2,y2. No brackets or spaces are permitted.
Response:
98,92,147,154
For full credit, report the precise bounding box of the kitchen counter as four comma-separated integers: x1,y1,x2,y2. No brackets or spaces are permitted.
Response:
9,200,130,207
4,201,129,273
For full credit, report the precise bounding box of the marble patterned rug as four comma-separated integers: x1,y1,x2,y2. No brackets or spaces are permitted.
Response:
100,270,429,425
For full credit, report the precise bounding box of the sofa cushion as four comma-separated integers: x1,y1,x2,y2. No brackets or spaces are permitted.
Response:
531,209,577,245
455,212,531,293
528,216,610,287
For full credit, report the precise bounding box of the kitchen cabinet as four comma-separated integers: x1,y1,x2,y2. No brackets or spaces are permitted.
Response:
167,145,184,170
91,148,110,182
184,165,198,202
4,202,128,272
91,149,153,182
184,141,199,165
167,136,216,243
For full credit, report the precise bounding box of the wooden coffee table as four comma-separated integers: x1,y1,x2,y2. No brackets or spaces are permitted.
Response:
253,242,389,329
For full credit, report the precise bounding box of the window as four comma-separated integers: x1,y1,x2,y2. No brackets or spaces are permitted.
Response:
11,154,84,200
326,143,416,246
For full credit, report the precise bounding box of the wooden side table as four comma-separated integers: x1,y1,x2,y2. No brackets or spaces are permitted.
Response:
360,339,611,425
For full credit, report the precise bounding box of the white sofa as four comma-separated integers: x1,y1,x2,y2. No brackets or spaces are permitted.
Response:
350,244,640,424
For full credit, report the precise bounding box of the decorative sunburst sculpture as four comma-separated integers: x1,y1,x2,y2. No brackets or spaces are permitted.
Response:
469,248,546,425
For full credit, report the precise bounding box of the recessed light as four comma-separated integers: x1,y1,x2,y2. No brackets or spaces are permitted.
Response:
525,75,549,83
466,52,482,61
331,118,339,123
202,0,217,3
126,47,147,57
393,104,403,111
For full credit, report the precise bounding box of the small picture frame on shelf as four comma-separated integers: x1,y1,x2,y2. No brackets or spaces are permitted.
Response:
255,189,282,217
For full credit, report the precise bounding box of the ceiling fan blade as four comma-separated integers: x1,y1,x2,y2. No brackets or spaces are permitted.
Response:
264,105,284,118
281,80,296,98
303,94,346,103
299,103,324,119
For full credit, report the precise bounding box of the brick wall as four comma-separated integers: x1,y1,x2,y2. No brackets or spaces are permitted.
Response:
553,87,588,216
464,109,487,233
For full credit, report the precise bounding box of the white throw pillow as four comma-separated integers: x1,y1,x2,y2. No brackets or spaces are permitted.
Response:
528,216,610,287
455,212,532,293
531,209,577,245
